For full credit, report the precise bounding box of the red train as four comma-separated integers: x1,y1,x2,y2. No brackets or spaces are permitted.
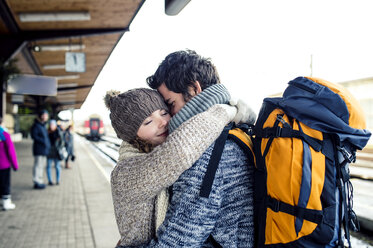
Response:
83,115,105,140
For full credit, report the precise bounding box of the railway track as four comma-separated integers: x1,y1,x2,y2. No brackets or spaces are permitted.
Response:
90,136,120,163
77,133,120,163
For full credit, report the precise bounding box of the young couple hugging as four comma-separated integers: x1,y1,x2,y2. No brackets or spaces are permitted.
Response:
105,50,256,248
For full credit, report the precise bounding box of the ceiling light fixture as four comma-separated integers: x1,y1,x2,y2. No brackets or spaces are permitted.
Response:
19,11,90,22
43,64,65,70
33,44,85,52
165,0,191,15
54,75,80,80
58,83,78,88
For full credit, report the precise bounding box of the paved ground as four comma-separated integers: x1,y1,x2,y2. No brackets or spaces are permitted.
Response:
0,137,119,248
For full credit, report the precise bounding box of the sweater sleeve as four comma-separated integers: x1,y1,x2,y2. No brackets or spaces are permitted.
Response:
142,140,255,248
4,132,19,170
111,104,231,205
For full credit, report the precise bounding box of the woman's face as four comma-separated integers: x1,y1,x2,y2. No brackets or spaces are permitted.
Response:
50,123,57,131
137,109,171,146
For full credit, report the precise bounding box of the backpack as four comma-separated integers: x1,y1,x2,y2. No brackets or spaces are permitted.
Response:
200,76,371,248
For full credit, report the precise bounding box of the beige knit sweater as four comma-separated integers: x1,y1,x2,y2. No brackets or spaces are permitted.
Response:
111,104,234,247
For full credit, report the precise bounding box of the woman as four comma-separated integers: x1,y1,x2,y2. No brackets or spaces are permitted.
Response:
105,88,255,247
46,119,64,185
63,125,75,169
0,117,19,210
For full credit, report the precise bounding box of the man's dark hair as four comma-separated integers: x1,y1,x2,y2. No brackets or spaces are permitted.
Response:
38,109,48,118
147,50,221,100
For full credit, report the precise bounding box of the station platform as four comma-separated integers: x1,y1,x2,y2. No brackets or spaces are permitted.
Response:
1,135,372,247
0,137,119,248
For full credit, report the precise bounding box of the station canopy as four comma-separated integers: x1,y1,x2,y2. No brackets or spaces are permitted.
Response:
0,0,145,112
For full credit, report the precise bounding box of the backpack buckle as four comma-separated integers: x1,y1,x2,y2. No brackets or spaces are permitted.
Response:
273,200,280,212
275,126,282,137
269,197,280,212
337,146,356,163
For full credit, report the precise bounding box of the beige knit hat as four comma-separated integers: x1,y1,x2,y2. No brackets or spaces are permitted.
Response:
104,88,168,142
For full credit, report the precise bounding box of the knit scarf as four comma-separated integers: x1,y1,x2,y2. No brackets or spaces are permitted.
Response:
117,140,170,236
169,84,230,133
118,140,141,162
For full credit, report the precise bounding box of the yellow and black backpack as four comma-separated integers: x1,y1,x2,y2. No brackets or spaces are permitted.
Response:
251,76,371,247
201,76,371,247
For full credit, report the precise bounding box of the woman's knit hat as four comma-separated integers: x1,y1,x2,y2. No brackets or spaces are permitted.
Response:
104,88,168,142
49,119,57,126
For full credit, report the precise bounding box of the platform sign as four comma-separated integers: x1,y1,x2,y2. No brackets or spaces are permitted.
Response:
11,94,24,104
7,74,57,96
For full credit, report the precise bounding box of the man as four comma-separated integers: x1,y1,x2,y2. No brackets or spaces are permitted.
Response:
30,109,50,189
144,50,255,247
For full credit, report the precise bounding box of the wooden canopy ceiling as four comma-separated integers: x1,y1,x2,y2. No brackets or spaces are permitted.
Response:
0,0,145,112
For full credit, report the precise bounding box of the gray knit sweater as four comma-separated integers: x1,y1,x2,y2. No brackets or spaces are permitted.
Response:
144,84,255,247
111,104,234,247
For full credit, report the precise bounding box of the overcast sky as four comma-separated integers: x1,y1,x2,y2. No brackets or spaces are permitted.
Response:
61,0,373,122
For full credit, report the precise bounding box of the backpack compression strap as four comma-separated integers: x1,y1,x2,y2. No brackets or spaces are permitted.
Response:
267,196,323,224
335,143,359,248
255,125,323,152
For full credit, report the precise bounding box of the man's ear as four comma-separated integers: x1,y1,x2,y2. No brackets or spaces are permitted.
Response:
192,81,202,95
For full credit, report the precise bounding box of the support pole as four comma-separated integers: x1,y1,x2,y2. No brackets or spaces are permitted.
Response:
0,80,4,118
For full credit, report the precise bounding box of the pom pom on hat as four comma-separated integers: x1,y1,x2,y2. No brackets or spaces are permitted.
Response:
104,90,121,109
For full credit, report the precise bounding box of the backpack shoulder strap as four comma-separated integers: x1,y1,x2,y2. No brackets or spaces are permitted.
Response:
200,124,254,198
228,128,255,165
200,124,253,247
199,124,232,198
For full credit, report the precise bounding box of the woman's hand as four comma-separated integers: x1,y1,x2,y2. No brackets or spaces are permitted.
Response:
229,98,257,125
217,104,237,122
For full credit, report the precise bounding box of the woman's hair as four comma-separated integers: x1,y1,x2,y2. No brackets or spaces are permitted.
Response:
129,136,155,153
146,49,220,100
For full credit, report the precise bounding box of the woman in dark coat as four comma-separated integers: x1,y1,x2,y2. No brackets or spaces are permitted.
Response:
63,125,74,169
46,120,64,185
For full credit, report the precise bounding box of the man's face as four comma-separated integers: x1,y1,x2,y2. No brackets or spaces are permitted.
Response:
41,113,49,123
158,83,187,116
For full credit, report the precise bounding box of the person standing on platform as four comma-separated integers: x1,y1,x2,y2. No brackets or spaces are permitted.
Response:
46,119,64,185
30,109,50,189
63,125,75,169
0,117,19,210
